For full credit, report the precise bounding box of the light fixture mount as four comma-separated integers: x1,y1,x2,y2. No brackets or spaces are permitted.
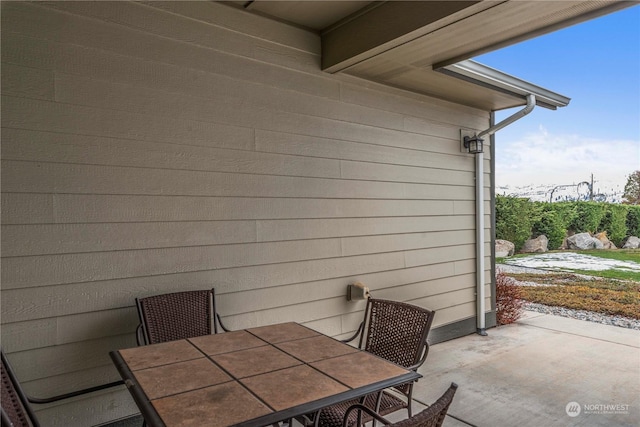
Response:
463,134,484,154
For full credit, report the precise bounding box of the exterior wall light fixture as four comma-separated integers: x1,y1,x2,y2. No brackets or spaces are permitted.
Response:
463,135,484,154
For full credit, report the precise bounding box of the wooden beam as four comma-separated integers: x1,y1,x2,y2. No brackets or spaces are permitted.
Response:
321,1,480,72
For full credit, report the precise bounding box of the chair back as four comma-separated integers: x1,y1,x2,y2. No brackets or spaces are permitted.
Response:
136,289,215,345
342,383,458,427
360,298,435,369
1,350,39,427
391,383,458,427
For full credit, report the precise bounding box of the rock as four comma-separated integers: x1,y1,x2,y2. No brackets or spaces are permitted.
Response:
495,239,515,257
521,235,548,253
622,236,640,249
567,232,603,250
594,232,617,250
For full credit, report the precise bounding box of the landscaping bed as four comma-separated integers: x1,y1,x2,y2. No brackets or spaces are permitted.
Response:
497,250,640,330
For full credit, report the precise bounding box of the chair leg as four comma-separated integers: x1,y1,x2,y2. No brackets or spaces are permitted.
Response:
371,391,383,427
407,383,415,418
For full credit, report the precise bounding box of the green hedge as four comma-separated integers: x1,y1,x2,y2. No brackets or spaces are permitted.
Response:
569,202,607,234
495,196,536,252
627,206,640,238
599,204,629,247
532,204,566,251
496,196,639,249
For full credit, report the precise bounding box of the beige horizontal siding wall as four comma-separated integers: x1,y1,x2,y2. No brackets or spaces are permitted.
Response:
0,1,492,425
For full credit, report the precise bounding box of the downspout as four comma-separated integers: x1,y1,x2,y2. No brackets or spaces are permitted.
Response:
475,148,487,336
478,94,536,139
473,94,536,336
490,112,497,326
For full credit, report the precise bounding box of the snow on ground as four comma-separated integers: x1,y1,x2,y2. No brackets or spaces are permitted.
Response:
503,252,640,272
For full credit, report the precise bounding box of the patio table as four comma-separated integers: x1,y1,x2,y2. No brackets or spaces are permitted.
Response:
110,322,420,427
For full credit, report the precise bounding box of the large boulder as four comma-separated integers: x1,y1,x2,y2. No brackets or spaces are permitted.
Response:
521,235,548,253
594,232,617,250
496,239,515,257
567,232,603,250
622,236,640,249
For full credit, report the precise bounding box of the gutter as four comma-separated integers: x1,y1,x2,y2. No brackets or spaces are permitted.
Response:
435,59,570,110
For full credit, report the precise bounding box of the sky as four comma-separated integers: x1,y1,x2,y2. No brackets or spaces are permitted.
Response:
475,5,640,202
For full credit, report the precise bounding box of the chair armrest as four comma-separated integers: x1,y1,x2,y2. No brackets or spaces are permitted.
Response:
216,313,231,333
135,324,146,346
2,409,12,426
342,404,391,427
406,342,430,372
27,380,124,404
340,321,364,344
294,413,316,427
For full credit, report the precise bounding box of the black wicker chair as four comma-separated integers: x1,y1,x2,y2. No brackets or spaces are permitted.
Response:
136,288,229,345
301,298,436,427
342,383,458,427
1,349,123,427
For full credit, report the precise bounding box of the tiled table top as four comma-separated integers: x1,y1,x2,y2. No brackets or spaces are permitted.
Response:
111,322,420,427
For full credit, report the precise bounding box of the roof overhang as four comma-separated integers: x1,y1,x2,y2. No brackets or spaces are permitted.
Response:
227,1,637,111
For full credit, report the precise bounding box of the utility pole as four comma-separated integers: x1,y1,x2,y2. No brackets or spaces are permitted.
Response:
584,173,595,201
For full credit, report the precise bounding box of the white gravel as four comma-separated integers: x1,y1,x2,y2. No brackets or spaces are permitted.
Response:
522,302,640,330
497,264,555,275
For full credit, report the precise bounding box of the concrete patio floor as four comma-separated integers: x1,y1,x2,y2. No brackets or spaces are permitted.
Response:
407,311,640,427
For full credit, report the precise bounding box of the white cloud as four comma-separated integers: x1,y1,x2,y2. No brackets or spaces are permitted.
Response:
495,129,640,190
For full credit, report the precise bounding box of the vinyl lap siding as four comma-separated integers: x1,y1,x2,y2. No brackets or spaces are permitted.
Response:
0,2,491,425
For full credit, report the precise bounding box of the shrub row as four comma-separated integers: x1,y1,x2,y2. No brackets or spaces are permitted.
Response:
496,196,640,251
